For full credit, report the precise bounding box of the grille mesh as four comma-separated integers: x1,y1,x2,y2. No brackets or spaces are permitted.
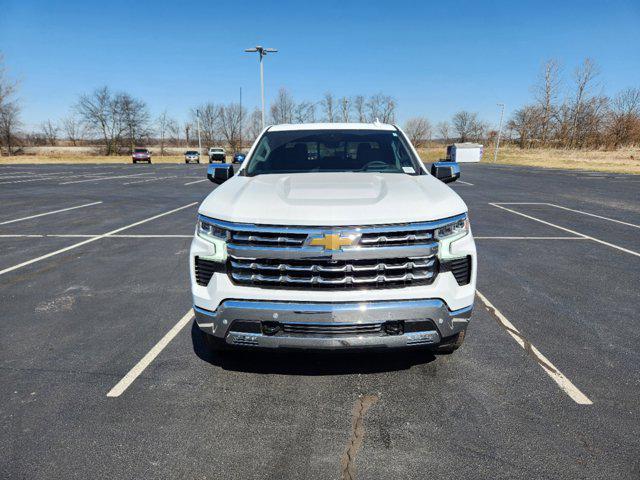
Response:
229,256,437,289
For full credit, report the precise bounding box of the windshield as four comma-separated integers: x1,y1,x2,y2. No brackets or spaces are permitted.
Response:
245,129,421,176
134,149,148,153
186,151,198,154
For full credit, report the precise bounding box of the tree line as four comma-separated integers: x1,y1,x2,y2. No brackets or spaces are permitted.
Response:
1,53,638,156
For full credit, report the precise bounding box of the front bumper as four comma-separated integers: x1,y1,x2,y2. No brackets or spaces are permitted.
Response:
194,299,472,349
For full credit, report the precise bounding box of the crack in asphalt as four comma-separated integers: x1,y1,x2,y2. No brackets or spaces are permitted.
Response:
340,394,379,480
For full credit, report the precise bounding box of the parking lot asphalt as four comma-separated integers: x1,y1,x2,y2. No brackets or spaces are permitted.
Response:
0,162,638,479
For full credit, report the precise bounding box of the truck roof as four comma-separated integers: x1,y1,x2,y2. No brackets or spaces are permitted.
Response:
268,122,396,132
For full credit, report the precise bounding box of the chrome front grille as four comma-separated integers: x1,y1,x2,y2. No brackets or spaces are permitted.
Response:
198,214,469,291
229,256,437,289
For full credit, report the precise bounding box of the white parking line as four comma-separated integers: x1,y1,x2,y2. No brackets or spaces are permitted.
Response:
476,290,592,405
456,180,474,186
0,203,197,277
184,179,207,185
0,202,103,226
490,203,640,258
123,175,179,185
0,234,193,238
59,173,154,184
495,202,640,229
474,236,586,240
106,309,195,397
545,203,640,229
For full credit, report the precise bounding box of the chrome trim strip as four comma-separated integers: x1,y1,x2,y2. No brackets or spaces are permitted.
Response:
198,213,467,235
227,243,438,260
225,330,441,349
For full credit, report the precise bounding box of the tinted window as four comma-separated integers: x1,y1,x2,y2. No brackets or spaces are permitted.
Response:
245,130,420,176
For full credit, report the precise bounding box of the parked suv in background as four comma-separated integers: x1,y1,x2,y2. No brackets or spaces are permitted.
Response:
132,148,151,163
208,147,226,163
191,123,475,353
184,151,200,164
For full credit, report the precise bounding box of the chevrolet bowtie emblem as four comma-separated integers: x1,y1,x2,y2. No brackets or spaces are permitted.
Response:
308,233,359,250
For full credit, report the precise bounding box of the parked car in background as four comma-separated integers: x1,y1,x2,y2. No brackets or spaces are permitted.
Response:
184,151,200,164
232,152,246,164
132,148,151,164
209,147,227,163
208,147,226,163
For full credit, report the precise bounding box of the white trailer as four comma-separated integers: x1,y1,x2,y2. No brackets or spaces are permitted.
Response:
447,143,483,163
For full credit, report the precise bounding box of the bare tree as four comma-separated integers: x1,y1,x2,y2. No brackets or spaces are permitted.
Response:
339,96,350,122
533,59,561,145
270,87,295,124
156,110,174,155
322,92,336,122
436,121,451,143
507,105,541,148
218,103,246,151
0,54,21,155
167,119,180,147
404,117,431,147
62,114,84,146
607,87,640,147
470,117,489,142
191,103,220,145
569,58,600,147
245,108,263,141
353,95,366,122
294,101,315,123
118,93,151,152
452,111,477,142
40,119,59,146
366,93,396,123
76,87,123,155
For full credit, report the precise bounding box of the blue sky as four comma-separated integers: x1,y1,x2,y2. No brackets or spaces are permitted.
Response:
1,0,639,130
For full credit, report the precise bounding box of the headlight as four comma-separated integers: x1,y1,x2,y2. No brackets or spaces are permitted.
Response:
435,216,469,240
198,219,227,241
196,218,228,262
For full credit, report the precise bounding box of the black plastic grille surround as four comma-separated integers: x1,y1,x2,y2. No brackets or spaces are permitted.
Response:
440,256,472,285
194,257,225,286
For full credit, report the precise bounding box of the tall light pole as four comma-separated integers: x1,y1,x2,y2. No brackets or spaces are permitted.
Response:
494,103,505,162
244,46,278,129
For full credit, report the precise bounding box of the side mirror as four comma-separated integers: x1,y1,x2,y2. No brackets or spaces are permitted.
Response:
430,161,460,184
207,164,234,184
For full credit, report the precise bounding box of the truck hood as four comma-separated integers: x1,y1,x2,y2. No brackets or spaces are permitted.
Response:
199,172,467,225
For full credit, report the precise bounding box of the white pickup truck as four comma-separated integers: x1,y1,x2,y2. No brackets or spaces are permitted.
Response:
190,123,476,353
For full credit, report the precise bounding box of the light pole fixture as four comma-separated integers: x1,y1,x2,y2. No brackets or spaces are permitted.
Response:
494,103,505,162
244,46,278,129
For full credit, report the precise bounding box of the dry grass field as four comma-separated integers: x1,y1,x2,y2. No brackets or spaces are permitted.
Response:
1,145,639,174
417,145,640,174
